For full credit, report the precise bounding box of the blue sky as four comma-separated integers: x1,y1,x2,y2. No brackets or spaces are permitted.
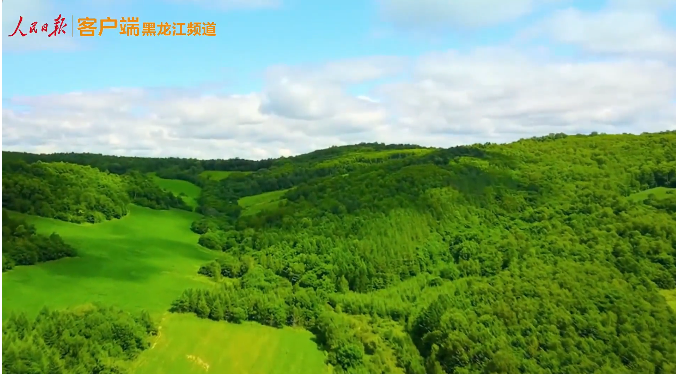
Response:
4,0,413,95
3,0,676,159
3,0,614,97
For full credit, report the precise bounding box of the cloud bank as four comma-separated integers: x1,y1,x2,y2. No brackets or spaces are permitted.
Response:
3,0,676,159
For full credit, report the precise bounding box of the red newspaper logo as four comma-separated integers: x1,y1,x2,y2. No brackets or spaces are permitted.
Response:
8,15,67,37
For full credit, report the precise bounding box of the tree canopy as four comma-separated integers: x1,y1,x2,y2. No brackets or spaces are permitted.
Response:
2,160,192,224
2,305,157,374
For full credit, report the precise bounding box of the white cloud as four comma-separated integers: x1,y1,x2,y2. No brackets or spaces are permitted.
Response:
375,0,563,29
2,72,390,159
607,0,676,10
260,57,402,122
4,46,675,159
378,48,676,138
531,8,676,55
4,1,676,159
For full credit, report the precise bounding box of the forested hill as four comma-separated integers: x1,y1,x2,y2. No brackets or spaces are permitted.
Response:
2,142,428,183
181,131,676,373
1,161,192,224
3,131,676,373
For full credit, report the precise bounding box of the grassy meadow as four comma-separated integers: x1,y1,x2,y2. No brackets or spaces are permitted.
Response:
627,186,675,202
662,289,676,312
150,173,202,208
133,313,329,374
3,180,330,374
2,205,219,319
238,189,289,216
199,170,252,181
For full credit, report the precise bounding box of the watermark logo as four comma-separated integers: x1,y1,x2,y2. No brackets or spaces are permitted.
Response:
7,15,217,38
8,15,68,37
78,18,217,36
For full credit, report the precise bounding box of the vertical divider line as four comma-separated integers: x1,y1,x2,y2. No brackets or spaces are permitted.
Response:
72,15,74,37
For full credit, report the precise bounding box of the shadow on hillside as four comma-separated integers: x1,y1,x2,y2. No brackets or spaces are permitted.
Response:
40,250,163,283
40,236,213,282
423,146,541,199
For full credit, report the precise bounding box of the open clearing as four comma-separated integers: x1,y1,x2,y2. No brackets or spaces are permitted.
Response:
150,174,201,209
238,189,289,216
628,187,675,202
199,170,252,181
662,289,676,311
2,205,218,319
133,313,329,374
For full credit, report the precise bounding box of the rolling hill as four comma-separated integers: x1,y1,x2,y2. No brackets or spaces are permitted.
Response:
150,173,202,209
3,132,676,374
2,206,216,318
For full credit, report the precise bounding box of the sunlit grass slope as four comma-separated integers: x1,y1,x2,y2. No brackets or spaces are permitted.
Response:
150,173,201,208
2,205,218,319
133,313,329,374
662,289,676,311
313,148,434,169
238,189,289,216
199,170,252,181
628,187,675,202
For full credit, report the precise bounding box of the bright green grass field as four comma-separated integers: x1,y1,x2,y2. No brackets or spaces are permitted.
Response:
133,313,329,374
238,189,289,216
199,170,251,181
149,174,201,209
627,187,675,202
662,289,676,311
2,205,218,319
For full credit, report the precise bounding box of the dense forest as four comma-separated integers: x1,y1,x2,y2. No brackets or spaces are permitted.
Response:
2,305,157,374
2,209,77,272
2,160,191,224
3,132,676,373
177,131,676,373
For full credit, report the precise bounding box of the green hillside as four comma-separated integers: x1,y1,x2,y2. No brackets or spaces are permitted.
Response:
2,161,131,222
628,186,675,202
200,170,252,181
150,173,202,209
1,161,192,224
182,131,676,373
3,132,676,374
133,314,328,374
2,205,217,318
2,203,330,374
663,290,676,311
312,148,434,169
238,189,290,216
